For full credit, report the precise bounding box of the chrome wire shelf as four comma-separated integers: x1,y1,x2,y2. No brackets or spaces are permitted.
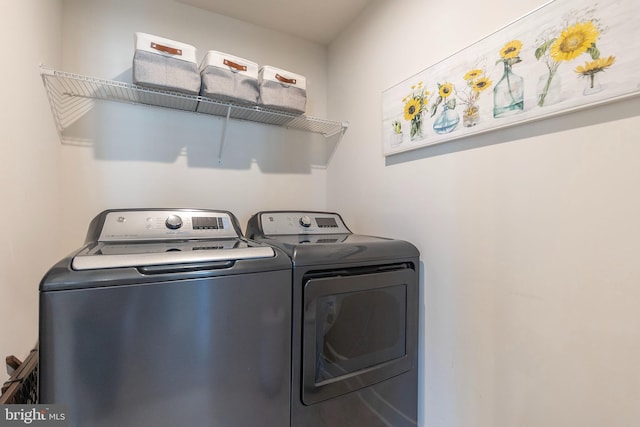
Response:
40,67,348,161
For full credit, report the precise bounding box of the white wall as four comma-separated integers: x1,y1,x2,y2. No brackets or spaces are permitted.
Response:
328,1,640,426
0,0,332,364
0,0,62,361
6,1,640,425
57,0,331,246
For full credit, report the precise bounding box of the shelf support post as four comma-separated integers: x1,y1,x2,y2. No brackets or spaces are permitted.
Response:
217,106,232,164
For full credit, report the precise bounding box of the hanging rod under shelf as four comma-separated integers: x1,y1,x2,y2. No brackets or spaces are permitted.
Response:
40,67,349,139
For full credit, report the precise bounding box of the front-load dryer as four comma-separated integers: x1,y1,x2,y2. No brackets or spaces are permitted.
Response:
246,210,419,427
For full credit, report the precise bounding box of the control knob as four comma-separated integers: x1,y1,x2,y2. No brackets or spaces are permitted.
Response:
165,215,183,230
299,215,312,228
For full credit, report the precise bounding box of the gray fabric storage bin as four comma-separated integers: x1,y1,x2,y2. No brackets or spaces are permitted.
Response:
132,32,200,95
258,66,307,114
199,51,259,104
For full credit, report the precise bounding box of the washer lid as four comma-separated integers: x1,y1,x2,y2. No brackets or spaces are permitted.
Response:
72,239,274,270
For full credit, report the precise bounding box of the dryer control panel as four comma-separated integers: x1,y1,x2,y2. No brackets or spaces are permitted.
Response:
257,211,351,235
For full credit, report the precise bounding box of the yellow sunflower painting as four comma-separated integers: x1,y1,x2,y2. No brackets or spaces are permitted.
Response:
575,55,616,75
534,13,612,107
463,69,483,81
499,40,523,60
404,98,421,121
458,66,492,127
575,55,616,94
381,0,629,157
551,21,599,62
439,83,454,98
472,77,492,93
401,82,429,141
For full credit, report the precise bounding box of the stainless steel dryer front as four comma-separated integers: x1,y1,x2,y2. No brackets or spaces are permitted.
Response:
39,208,291,427
247,211,419,427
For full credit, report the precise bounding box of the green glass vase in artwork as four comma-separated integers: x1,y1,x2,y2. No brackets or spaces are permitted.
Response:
493,62,524,118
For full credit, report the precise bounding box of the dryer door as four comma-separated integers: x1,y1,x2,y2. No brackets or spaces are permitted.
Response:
301,264,417,405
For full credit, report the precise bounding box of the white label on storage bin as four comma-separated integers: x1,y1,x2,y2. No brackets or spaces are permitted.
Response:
200,51,259,78
260,66,306,90
134,32,197,63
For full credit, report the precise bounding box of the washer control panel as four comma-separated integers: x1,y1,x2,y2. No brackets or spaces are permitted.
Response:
98,210,239,241
258,211,350,235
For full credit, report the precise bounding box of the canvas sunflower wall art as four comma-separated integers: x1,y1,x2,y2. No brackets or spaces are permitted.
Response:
381,0,640,156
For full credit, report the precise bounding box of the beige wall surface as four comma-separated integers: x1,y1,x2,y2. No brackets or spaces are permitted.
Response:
328,1,640,426
0,0,62,362
1,0,331,363
58,0,331,236
4,1,640,426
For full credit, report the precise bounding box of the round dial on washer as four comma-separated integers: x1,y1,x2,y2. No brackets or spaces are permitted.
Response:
299,215,312,228
165,215,183,230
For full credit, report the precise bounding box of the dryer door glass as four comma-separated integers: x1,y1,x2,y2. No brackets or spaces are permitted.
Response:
314,285,405,383
302,264,417,405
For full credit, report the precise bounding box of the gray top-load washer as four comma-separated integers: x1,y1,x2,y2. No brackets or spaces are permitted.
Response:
39,208,292,427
